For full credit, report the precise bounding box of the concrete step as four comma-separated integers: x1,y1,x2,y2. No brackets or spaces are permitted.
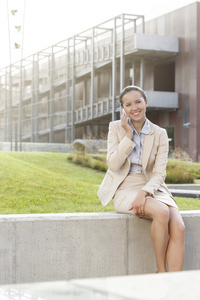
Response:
167,184,200,198
169,189,200,198
167,184,200,191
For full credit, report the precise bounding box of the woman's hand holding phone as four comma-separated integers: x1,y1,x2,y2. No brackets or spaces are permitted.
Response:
121,109,133,139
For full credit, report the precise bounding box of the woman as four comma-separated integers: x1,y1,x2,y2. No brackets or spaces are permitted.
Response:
97,85,185,273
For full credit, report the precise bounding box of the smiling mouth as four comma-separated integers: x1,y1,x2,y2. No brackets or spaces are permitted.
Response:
131,111,140,116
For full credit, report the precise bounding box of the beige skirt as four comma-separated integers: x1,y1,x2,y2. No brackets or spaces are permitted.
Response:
113,173,177,214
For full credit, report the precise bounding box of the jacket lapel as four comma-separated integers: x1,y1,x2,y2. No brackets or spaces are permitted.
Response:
142,124,155,171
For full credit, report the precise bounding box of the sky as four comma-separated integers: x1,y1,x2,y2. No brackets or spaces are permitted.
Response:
0,0,197,69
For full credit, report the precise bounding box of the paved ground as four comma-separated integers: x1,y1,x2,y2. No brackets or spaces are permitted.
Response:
0,270,200,299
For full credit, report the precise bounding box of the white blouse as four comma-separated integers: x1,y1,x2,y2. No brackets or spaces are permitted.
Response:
128,118,151,174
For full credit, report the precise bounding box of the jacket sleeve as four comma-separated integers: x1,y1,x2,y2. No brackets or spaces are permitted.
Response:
141,129,169,196
106,122,135,172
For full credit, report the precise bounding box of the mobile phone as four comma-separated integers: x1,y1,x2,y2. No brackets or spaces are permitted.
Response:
122,109,127,116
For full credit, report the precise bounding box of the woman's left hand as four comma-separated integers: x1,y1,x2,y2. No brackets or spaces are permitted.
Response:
128,190,147,217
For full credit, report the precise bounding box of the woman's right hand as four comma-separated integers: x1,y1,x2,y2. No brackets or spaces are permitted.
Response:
121,110,133,139
128,190,147,217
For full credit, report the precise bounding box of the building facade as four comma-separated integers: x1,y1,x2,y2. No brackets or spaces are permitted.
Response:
0,2,200,161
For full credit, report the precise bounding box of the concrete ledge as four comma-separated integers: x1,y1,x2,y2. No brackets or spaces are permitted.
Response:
0,142,74,153
167,184,200,198
167,184,200,191
169,189,200,198
0,211,200,285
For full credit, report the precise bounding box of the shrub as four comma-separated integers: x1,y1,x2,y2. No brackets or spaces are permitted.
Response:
67,153,108,172
66,154,73,161
68,153,200,184
172,147,192,161
166,168,195,184
188,166,200,179
72,153,83,165
166,159,196,183
91,159,107,172
91,154,106,162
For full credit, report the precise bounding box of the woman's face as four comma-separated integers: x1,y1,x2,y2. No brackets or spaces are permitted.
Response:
122,90,148,124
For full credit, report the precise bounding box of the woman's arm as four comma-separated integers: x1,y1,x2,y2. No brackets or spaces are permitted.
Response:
106,121,135,172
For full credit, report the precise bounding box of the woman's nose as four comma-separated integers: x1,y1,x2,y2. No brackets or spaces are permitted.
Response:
131,104,137,110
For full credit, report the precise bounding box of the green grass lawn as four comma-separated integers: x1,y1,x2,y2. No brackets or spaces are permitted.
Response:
0,151,200,214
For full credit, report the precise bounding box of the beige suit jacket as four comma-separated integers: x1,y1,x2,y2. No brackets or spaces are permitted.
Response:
97,119,173,206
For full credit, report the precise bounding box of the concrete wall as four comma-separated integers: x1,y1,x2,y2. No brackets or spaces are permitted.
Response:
0,211,200,285
146,2,200,161
0,142,74,153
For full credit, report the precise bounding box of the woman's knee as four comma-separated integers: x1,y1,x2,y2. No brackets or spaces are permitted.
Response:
154,205,170,225
161,209,170,225
145,198,170,224
170,219,185,241
169,208,185,240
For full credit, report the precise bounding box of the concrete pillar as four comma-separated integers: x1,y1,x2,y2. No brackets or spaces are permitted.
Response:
91,28,95,118
8,64,12,150
65,40,70,143
4,67,8,142
132,60,136,85
31,55,39,143
83,80,86,106
35,56,39,143
71,37,75,141
120,14,125,92
140,57,145,89
112,17,116,121
141,16,145,33
31,58,34,142
164,112,169,127
19,61,23,151
49,47,54,143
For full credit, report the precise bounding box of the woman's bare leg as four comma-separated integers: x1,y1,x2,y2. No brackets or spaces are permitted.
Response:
143,198,170,272
166,207,185,271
